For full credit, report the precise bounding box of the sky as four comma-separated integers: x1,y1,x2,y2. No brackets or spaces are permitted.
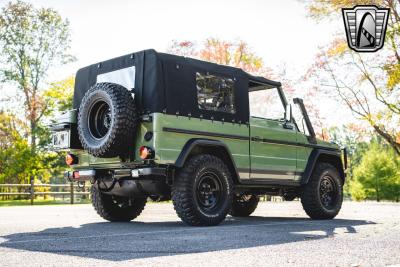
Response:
0,0,351,128
21,0,342,80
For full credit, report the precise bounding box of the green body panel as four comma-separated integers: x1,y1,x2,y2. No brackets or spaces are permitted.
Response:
152,113,250,178
72,113,251,173
296,134,312,175
70,113,339,183
249,117,298,180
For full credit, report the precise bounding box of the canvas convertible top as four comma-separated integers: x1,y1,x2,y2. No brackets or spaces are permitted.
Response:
74,49,281,124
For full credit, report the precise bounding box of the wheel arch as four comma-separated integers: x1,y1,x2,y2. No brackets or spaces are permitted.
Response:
174,138,241,184
301,149,345,185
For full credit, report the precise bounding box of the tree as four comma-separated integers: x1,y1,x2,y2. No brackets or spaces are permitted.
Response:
0,1,74,152
168,38,269,76
304,0,400,155
0,76,74,188
43,76,74,114
0,109,68,194
0,111,37,185
329,123,372,196
350,140,400,201
37,76,74,149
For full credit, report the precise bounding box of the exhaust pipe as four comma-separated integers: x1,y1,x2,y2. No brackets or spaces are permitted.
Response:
64,170,95,182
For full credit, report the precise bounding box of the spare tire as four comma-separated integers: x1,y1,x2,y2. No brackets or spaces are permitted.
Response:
77,82,138,158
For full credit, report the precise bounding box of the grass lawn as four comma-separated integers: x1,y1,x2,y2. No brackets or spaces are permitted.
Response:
0,197,91,207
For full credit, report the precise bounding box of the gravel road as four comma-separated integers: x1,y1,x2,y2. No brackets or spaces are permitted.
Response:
0,201,399,266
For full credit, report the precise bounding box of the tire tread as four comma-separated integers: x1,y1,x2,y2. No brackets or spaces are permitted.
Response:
172,154,233,226
91,186,146,222
301,162,343,220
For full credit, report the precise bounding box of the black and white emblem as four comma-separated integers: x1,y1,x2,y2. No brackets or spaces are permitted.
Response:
342,5,390,52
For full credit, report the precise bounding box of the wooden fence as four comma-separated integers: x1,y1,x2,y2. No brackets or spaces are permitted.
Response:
0,180,90,205
0,180,285,205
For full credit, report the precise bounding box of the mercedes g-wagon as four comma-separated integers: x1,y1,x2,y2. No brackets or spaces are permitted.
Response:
51,49,347,226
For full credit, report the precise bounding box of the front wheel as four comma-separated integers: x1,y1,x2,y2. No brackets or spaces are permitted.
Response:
301,163,343,219
91,186,147,222
172,154,233,226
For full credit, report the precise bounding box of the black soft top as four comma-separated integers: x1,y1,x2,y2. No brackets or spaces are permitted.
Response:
74,49,281,123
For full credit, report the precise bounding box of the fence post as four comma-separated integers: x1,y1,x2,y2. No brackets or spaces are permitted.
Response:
70,182,74,204
30,176,34,205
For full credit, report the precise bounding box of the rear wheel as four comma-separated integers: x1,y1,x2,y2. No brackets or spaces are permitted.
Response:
172,154,233,226
301,163,343,219
91,186,147,222
229,194,259,217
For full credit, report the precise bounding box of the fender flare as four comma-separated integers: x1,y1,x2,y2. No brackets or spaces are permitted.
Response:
174,138,240,181
301,148,345,185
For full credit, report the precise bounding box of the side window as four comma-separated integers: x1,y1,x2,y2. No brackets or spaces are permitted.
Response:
249,88,284,120
196,72,236,114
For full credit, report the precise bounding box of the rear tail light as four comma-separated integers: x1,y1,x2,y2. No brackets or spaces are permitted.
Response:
72,171,80,179
65,153,78,166
139,146,154,160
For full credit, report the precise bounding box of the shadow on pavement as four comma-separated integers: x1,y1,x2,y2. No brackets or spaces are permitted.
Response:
0,216,374,261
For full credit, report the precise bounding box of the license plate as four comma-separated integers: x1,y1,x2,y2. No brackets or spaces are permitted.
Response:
52,130,70,149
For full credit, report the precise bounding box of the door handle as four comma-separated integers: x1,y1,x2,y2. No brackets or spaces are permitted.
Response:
252,136,262,142
282,122,294,130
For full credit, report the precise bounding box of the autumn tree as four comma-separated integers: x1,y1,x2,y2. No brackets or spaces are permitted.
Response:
304,0,400,155
168,38,269,76
0,1,74,152
0,77,74,186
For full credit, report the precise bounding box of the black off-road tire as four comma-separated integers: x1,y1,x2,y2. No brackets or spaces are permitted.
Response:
172,154,234,226
229,194,259,217
301,162,343,220
91,186,147,222
78,82,138,158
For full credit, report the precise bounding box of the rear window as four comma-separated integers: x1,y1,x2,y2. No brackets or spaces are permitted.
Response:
196,72,236,114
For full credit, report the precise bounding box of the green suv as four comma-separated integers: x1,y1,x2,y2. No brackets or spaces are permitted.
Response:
51,49,347,226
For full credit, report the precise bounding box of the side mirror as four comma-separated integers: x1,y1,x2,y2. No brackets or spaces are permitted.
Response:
283,104,294,130
284,104,292,122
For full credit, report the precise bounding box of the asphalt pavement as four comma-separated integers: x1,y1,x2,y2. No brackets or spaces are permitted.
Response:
0,201,399,266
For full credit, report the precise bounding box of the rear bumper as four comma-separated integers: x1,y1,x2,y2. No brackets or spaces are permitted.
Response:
64,167,167,183
66,167,170,198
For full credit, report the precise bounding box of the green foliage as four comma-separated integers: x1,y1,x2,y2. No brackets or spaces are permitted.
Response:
42,76,74,118
329,124,365,156
0,1,74,85
37,76,74,150
0,1,74,190
0,112,60,185
0,1,74,150
328,126,400,201
0,109,67,188
350,142,400,201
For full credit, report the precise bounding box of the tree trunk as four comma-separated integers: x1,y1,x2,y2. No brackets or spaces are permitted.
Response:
30,120,36,153
375,178,380,202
